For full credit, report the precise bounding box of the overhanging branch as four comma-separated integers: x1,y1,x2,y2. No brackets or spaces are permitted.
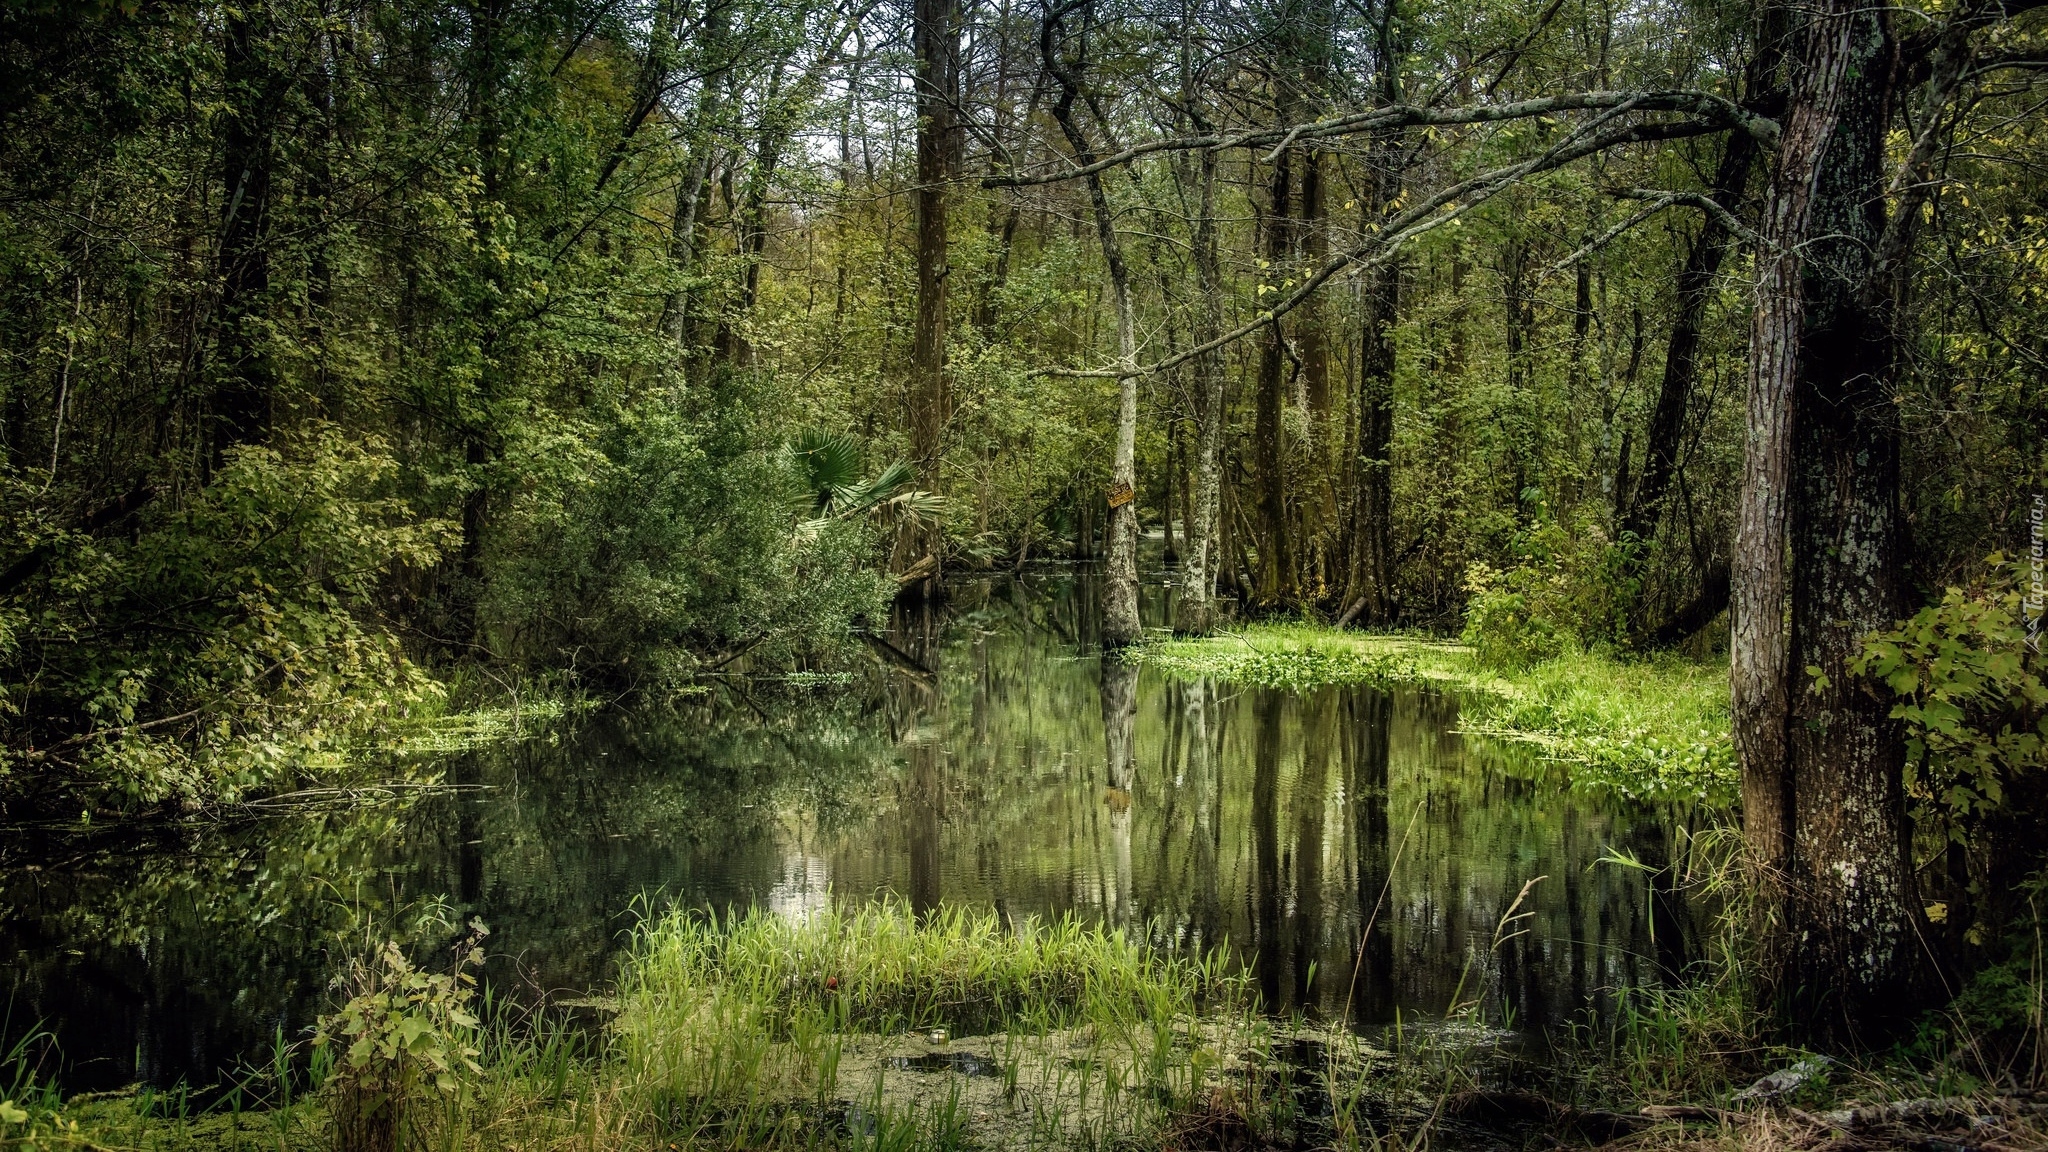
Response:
1032,117,1723,380
982,89,1778,188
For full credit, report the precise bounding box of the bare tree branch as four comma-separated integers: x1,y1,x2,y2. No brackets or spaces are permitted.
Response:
982,89,1779,188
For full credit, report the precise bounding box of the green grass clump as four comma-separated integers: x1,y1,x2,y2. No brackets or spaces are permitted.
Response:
614,902,1260,1149
1142,625,1735,802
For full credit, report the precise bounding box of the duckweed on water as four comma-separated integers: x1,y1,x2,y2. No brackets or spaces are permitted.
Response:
1141,626,1735,803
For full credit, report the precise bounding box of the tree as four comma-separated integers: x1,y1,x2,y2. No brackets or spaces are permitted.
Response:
1733,0,2039,1038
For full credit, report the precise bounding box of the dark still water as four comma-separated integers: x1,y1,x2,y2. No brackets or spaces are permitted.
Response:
1,572,1712,1095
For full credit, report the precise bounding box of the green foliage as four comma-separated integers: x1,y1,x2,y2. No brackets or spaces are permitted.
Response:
1853,558,2046,837
1460,561,1573,670
0,430,451,811
480,383,893,689
314,918,489,1152
1145,624,1735,801
1459,504,1641,671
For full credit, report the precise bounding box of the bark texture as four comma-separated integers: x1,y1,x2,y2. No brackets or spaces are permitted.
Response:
1736,0,1933,1039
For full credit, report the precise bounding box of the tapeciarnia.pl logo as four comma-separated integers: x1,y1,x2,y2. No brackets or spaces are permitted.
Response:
2029,493,2044,654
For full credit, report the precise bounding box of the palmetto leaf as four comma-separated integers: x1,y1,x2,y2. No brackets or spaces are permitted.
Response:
791,428,864,516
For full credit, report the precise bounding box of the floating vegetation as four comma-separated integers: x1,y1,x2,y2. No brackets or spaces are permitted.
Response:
1141,626,1736,803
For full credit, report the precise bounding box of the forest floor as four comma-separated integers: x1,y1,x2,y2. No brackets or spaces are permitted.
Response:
1141,625,1736,803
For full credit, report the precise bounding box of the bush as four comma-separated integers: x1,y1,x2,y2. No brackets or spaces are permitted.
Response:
481,375,893,690
1460,500,1641,670
314,920,489,1152
0,428,451,813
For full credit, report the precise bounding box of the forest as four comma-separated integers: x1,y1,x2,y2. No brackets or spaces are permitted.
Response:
2,0,2046,1143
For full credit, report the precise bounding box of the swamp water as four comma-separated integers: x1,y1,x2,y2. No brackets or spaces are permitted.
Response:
1,571,1710,1098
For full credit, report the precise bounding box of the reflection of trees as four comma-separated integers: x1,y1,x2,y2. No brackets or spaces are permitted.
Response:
1100,656,1138,928
1251,688,1284,1009
6,573,1721,1096
1,695,901,1095
1345,688,1394,1026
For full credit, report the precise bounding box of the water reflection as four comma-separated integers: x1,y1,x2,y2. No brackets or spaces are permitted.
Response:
0,572,1709,1095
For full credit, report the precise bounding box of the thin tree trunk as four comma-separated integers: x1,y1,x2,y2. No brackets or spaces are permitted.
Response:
214,0,281,464
1179,131,1226,635
1345,0,1403,625
1254,146,1294,606
1043,6,1141,646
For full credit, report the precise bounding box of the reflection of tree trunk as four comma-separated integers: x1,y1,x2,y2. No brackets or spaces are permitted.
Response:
1346,688,1392,1025
1251,688,1284,1008
908,739,943,918
1100,656,1139,926
1293,691,1331,1007
1184,679,1222,946
455,754,484,905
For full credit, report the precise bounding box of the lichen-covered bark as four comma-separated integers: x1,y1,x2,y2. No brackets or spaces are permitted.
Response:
1043,2,1141,646
1737,0,1927,1039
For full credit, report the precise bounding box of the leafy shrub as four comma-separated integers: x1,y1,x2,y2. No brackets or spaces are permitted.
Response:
314,920,489,1152
1460,501,1641,670
1853,557,2046,839
1461,561,1572,670
0,428,451,812
482,378,893,689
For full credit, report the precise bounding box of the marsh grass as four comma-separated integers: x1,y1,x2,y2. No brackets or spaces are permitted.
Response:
614,902,1267,1149
1142,625,1735,802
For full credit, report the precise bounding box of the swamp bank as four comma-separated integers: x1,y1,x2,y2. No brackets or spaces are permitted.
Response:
5,576,2043,1151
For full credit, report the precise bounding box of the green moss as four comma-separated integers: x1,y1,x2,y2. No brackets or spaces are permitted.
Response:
1141,625,1735,803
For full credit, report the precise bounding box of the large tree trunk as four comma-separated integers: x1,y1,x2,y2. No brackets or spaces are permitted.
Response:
905,0,958,597
1735,0,1927,1040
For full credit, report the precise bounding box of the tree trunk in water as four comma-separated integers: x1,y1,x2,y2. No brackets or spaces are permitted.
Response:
906,0,957,597
1736,0,1926,1040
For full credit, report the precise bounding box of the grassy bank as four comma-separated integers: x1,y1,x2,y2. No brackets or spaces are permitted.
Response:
4,907,1287,1151
1141,625,1736,803
9,902,2045,1151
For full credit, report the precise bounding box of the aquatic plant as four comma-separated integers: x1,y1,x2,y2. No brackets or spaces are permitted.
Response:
1142,625,1736,803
